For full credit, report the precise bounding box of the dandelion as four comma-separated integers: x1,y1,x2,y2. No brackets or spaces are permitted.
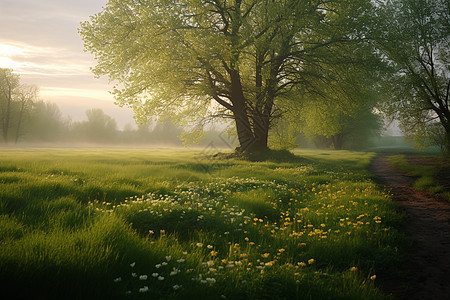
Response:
297,262,306,267
308,258,315,265
139,286,149,293
278,248,285,253
350,267,358,272
149,230,154,234
261,253,270,258
370,275,377,280
196,242,203,247
210,250,218,257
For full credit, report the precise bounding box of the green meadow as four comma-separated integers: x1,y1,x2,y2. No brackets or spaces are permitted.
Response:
0,148,407,299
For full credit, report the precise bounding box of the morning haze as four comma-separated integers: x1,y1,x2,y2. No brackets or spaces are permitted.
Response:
1,0,449,299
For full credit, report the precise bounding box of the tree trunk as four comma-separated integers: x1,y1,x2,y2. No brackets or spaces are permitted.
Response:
229,69,270,153
332,133,344,150
443,122,450,156
2,84,12,144
233,109,269,153
14,99,26,144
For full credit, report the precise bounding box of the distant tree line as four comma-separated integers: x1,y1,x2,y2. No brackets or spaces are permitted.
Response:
0,67,385,149
0,71,236,147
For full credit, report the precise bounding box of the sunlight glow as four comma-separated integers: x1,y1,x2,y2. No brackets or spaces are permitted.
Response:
40,86,113,101
0,57,20,69
0,44,24,69
0,44,24,56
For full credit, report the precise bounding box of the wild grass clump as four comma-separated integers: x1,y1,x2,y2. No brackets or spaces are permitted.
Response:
0,148,406,299
387,154,448,199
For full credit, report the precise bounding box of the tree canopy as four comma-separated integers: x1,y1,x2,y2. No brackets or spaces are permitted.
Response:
374,0,450,152
80,0,376,153
0,68,38,144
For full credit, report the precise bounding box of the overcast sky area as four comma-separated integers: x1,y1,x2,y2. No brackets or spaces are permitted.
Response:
0,0,136,129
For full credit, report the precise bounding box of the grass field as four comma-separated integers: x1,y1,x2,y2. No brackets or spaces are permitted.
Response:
386,154,450,200
0,148,407,299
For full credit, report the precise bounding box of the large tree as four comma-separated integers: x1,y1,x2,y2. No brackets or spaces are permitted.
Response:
80,0,373,153
0,68,20,144
14,85,38,143
374,0,450,152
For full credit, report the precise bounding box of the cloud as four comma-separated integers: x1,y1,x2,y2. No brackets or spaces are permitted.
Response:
0,0,136,127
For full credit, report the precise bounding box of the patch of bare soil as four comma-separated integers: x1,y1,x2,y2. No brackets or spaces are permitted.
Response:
370,156,450,300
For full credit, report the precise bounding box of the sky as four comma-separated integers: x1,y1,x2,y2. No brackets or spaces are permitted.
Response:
0,0,136,129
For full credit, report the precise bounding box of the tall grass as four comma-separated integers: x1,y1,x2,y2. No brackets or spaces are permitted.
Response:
0,148,407,299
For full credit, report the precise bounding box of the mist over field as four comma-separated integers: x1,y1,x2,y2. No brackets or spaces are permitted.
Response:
1,0,449,299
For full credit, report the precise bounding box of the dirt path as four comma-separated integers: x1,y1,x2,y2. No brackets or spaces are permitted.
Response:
370,156,450,300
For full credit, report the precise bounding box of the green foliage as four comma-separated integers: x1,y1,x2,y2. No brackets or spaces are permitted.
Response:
25,101,67,142
0,68,37,144
0,148,407,299
72,108,118,143
374,0,450,153
79,0,379,151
